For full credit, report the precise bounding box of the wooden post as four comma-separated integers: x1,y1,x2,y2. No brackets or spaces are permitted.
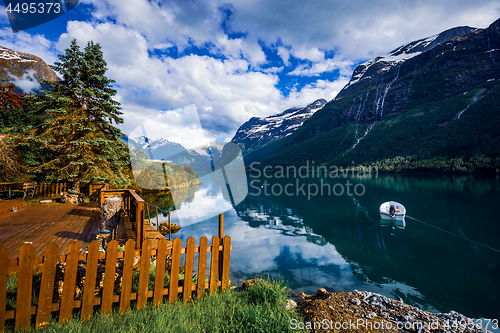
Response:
218,214,224,280
136,200,144,249
155,206,159,227
168,211,171,241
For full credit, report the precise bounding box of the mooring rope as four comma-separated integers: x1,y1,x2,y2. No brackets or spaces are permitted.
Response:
144,201,171,215
406,215,500,253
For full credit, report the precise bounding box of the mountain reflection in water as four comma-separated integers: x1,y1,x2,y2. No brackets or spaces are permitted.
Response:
158,174,500,320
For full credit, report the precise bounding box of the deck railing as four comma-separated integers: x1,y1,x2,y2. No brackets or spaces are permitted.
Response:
0,236,231,331
99,189,145,249
0,183,69,198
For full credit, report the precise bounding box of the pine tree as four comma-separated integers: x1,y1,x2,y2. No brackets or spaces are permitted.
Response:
29,38,130,192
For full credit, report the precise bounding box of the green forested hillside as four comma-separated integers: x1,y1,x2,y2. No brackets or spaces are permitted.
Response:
259,19,500,173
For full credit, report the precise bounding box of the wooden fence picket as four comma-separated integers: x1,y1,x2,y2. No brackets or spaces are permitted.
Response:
222,236,231,291
120,239,135,313
81,241,100,321
183,237,195,303
137,239,152,310
35,242,58,329
154,238,168,306
59,241,80,324
209,236,220,294
0,233,232,330
197,237,208,299
0,247,8,333
15,243,34,331
101,240,118,315
169,238,182,304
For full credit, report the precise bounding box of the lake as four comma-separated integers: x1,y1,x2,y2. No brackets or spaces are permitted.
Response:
154,172,500,325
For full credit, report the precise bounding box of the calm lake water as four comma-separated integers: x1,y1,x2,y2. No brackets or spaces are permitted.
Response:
155,172,500,323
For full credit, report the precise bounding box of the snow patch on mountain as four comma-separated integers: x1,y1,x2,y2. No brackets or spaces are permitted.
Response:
344,26,477,89
231,99,327,150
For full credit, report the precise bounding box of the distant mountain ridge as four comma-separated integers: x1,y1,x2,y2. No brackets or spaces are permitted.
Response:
0,46,58,89
231,99,327,165
124,136,224,174
259,18,500,172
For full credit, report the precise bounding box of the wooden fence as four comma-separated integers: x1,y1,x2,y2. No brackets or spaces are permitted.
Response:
0,236,231,331
89,183,108,202
34,183,69,197
0,183,69,198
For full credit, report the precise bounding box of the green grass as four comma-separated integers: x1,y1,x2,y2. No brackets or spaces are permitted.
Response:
16,278,304,333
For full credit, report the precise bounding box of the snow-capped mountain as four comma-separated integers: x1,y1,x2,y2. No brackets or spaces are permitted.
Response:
126,136,226,173
260,18,500,169
0,45,58,89
134,136,186,159
231,99,327,163
343,26,477,90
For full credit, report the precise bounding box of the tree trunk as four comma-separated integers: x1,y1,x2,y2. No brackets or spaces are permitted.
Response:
73,180,81,193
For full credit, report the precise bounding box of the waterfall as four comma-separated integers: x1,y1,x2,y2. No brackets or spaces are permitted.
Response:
347,64,401,153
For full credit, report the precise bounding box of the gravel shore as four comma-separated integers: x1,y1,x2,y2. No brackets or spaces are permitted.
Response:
293,288,493,333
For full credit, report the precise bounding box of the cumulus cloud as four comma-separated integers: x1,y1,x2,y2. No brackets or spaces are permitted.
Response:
212,34,267,66
277,46,290,66
0,28,58,65
289,57,354,77
225,0,500,60
9,69,41,93
2,0,499,141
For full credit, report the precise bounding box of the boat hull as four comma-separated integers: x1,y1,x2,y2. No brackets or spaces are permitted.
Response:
379,212,405,221
379,201,406,221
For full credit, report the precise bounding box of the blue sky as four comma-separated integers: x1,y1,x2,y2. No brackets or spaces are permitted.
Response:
0,0,499,147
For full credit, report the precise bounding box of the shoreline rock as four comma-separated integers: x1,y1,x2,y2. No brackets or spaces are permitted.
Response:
295,288,492,333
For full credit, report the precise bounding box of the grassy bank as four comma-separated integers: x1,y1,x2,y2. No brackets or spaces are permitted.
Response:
6,278,305,333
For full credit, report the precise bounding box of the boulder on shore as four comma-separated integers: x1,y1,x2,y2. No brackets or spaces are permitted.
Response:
158,221,181,235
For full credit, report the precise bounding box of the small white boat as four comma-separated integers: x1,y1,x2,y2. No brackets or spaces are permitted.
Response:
379,201,406,220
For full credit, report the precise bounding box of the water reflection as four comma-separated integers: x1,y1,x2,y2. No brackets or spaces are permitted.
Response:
168,173,500,320
379,219,406,235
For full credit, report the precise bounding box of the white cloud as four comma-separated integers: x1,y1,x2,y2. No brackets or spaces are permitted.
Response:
212,34,266,66
289,57,354,77
277,46,290,66
9,69,41,93
0,28,58,65
292,47,325,62
2,0,499,142
226,0,500,60
283,78,350,109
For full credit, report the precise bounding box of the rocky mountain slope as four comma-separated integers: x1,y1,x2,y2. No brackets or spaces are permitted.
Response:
231,99,327,165
0,46,58,89
261,18,500,171
125,136,224,174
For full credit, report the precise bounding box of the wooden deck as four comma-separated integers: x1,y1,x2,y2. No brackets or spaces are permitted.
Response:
0,202,101,259
0,201,172,259
117,214,171,250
